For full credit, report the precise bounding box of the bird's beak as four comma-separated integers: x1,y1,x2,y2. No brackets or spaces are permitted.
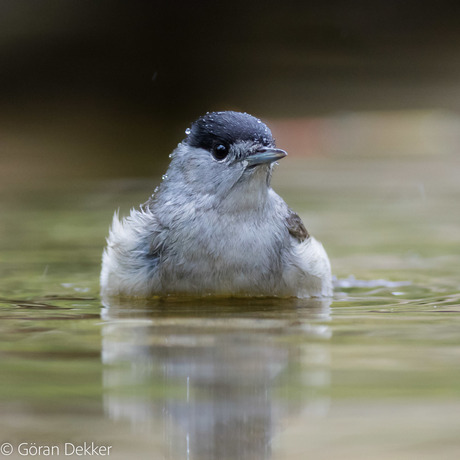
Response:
246,147,287,167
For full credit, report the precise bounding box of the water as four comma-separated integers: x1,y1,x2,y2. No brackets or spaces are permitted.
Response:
1,154,459,459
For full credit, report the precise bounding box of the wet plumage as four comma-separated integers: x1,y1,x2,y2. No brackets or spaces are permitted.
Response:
101,111,332,298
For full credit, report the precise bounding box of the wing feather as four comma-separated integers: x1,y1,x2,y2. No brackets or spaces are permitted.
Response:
286,208,309,242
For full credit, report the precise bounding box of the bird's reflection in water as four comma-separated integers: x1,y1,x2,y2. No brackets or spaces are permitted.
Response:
101,296,332,460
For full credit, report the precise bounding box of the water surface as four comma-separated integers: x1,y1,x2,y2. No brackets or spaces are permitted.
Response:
1,154,459,459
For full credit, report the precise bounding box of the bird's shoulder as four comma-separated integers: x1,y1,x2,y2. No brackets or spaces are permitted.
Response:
285,208,309,243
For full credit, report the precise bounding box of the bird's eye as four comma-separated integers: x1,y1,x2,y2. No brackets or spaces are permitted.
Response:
212,144,229,161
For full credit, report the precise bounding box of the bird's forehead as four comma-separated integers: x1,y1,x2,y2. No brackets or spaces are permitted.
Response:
185,111,274,151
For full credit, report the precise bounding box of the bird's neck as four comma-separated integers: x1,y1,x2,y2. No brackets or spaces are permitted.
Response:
217,174,271,215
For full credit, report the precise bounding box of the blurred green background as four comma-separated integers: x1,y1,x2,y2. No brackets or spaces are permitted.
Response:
2,0,460,186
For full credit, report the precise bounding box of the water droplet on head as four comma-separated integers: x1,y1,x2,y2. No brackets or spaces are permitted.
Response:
185,128,191,135
256,119,262,124
154,186,159,193
162,174,168,180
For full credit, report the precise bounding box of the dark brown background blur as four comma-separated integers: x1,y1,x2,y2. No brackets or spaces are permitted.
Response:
1,0,460,183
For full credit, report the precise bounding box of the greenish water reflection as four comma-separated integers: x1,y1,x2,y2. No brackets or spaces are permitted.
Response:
0,154,459,459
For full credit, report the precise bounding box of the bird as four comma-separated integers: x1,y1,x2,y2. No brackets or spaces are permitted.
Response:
100,111,332,298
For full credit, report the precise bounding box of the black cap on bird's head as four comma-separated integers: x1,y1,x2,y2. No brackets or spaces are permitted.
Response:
184,111,287,167
185,111,274,150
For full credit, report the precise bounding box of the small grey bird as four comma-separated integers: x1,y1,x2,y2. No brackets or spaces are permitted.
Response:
101,111,332,298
